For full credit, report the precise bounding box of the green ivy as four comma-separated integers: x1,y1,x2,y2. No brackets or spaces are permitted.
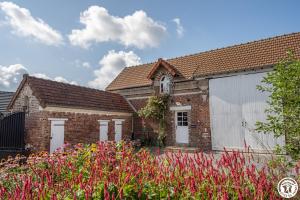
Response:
138,95,169,146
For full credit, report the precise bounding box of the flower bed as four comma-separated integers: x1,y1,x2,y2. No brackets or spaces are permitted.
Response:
0,142,299,199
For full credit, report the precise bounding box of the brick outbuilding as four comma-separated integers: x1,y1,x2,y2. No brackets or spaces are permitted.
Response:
7,75,133,152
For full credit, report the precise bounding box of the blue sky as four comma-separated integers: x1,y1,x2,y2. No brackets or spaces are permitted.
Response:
0,0,299,91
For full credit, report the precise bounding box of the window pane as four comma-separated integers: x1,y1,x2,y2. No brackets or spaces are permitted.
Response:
183,117,188,121
178,112,182,116
178,121,183,126
183,122,188,126
183,112,187,117
177,116,182,121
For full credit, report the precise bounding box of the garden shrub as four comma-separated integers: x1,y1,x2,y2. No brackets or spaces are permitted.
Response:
0,142,299,199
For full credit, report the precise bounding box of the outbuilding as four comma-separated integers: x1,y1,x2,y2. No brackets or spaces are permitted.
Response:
7,75,133,152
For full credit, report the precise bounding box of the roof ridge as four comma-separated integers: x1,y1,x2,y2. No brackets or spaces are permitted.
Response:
28,75,116,95
126,32,300,69
167,32,299,61
106,32,300,91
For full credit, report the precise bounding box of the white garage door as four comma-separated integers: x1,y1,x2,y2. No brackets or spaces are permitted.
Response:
209,72,285,151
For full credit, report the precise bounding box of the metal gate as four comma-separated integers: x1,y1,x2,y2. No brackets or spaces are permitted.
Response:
0,112,25,158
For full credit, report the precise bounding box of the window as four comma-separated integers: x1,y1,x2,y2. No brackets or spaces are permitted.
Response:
160,75,171,94
177,112,188,126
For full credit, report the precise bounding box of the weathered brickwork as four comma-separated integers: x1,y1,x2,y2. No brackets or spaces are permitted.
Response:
28,112,132,152
10,83,132,152
10,83,40,113
128,78,211,151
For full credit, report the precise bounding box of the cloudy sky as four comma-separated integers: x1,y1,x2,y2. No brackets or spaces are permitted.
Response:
0,0,299,91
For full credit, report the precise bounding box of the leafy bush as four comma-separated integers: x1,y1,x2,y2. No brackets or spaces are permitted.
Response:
0,142,299,199
256,52,300,160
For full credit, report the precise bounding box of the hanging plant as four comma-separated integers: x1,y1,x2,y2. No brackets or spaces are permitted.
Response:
138,94,169,146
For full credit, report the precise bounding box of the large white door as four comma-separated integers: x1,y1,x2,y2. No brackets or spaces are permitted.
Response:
240,73,285,151
114,120,123,142
50,119,66,153
209,72,285,151
175,111,189,144
99,120,109,141
210,75,243,150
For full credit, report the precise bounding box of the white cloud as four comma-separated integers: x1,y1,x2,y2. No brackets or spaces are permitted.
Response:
0,64,27,89
173,18,184,38
0,1,63,46
31,73,50,79
73,59,91,69
69,6,167,49
88,50,141,89
82,62,90,69
32,73,77,85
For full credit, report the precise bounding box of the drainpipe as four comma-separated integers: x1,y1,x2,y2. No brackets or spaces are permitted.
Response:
124,97,137,135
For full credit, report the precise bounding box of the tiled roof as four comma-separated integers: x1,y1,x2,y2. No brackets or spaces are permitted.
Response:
106,32,300,91
8,75,133,113
0,91,14,113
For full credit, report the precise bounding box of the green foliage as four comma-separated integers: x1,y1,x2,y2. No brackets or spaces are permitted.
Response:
0,142,298,199
138,95,169,146
256,51,300,160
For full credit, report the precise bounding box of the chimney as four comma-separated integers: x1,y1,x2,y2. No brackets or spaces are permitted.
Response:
23,73,29,78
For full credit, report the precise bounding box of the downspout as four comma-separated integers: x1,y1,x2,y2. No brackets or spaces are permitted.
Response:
124,97,137,134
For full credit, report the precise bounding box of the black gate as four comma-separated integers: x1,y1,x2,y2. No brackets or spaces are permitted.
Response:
0,112,25,159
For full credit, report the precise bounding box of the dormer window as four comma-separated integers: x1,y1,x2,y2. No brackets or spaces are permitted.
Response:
160,75,171,94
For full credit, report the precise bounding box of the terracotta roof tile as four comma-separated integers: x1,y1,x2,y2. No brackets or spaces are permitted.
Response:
106,32,300,91
8,76,133,113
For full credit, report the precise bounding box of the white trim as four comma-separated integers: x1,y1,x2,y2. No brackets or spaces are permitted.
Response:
126,96,151,100
112,119,125,122
170,105,191,111
126,92,202,100
124,98,137,112
48,118,68,121
172,91,202,96
44,106,132,116
195,67,273,80
98,120,110,122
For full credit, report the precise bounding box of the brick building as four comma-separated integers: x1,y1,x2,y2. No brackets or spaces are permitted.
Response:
6,32,300,153
106,32,300,151
7,75,133,152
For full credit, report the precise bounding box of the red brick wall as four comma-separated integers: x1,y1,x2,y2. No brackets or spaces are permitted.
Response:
130,92,211,151
25,111,132,152
10,82,133,153
20,111,132,151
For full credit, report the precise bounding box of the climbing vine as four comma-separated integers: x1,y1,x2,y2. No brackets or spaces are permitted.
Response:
138,94,169,146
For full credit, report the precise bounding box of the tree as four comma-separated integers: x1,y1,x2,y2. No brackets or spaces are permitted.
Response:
256,51,300,160
138,95,169,146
